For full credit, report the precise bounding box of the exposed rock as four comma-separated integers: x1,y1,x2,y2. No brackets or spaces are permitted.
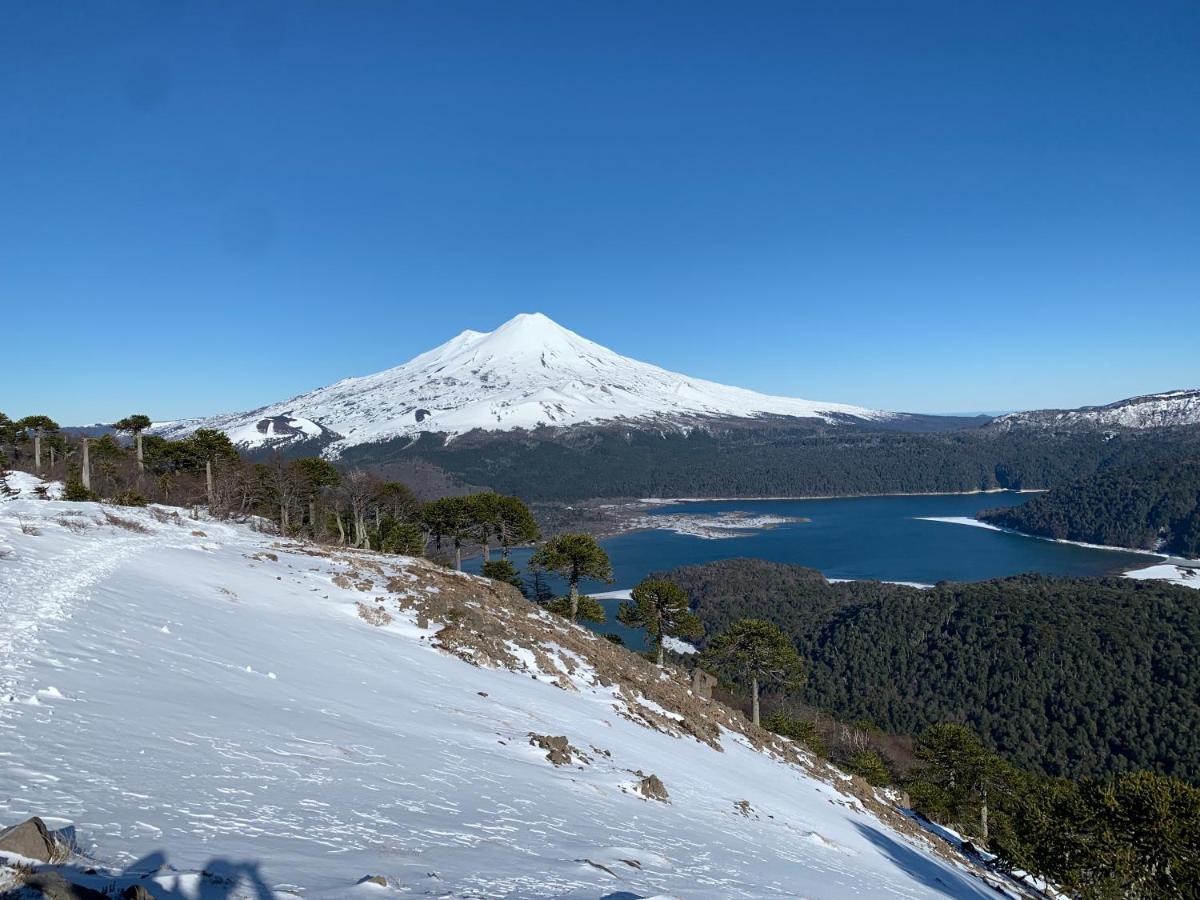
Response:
121,885,158,899
17,871,108,900
529,734,573,766
636,773,669,801
0,816,56,862
356,874,388,886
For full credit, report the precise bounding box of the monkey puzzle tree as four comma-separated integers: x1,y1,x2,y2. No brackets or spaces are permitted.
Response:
293,456,341,536
528,533,612,622
618,578,703,665
185,429,239,508
113,414,153,472
18,415,59,473
700,619,805,727
421,495,474,569
494,494,540,558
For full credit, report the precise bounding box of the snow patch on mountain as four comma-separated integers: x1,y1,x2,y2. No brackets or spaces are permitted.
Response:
989,390,1200,432
157,313,895,454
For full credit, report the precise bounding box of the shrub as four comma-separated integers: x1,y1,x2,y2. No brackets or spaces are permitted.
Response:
763,712,827,757
110,489,148,507
62,480,97,502
847,749,893,786
481,559,524,589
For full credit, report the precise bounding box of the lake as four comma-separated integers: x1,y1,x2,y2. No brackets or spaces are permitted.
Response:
467,492,1158,647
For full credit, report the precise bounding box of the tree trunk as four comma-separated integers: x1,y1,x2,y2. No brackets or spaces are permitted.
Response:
751,674,760,727
309,499,318,536
656,610,665,665
205,460,214,507
336,513,346,545
49,445,56,468
979,787,989,842
280,503,288,534
80,439,91,491
569,581,579,621
34,435,42,472
135,432,144,472
454,541,462,571
481,540,490,562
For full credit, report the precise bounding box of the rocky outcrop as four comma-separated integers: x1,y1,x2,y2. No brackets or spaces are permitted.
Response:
0,816,57,862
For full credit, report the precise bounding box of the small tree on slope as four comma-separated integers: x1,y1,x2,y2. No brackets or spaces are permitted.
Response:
618,577,703,665
528,533,612,622
700,618,805,727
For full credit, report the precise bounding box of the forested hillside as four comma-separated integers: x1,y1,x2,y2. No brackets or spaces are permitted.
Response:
664,558,1200,781
345,422,1200,500
979,459,1200,557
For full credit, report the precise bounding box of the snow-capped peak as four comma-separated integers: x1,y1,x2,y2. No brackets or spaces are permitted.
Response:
157,312,895,453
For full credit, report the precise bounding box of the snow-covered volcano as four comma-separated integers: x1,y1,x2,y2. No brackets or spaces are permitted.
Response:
158,313,894,454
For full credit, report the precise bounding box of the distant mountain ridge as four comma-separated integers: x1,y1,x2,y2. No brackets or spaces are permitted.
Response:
987,390,1200,432
156,312,901,454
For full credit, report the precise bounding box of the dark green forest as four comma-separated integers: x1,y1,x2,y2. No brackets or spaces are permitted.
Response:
979,459,1200,557
664,558,1200,781
341,422,1200,501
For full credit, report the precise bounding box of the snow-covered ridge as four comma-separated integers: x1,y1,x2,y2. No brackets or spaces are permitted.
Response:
0,485,1003,898
988,389,1200,432
156,312,895,454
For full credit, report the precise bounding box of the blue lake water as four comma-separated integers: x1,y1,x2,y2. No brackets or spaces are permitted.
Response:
467,492,1157,647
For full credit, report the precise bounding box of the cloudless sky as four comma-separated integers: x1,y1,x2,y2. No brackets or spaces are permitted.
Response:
2,1,1197,422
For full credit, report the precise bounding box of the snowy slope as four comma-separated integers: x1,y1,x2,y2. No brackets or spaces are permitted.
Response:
988,389,1200,432
0,489,1000,899
156,313,894,455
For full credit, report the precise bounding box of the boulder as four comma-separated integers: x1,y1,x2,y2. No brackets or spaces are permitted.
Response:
357,874,387,886
121,885,158,899
0,816,56,862
529,734,572,766
17,871,108,900
637,773,669,801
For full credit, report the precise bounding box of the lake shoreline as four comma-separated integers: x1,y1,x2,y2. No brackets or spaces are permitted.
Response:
637,488,1047,503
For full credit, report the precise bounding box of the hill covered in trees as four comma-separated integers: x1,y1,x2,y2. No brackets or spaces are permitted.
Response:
344,421,1200,501
978,459,1200,557
663,558,1200,782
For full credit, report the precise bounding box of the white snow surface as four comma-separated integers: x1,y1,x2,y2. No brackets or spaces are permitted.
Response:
989,389,1200,431
155,313,894,453
1124,563,1200,589
0,489,996,899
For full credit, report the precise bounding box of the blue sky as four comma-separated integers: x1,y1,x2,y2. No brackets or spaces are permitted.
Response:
2,1,1197,423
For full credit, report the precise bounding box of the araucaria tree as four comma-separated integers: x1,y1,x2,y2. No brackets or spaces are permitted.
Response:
186,429,239,508
701,619,805,727
113,414,152,472
528,532,612,622
909,723,1010,842
18,415,59,473
421,495,473,569
618,578,703,665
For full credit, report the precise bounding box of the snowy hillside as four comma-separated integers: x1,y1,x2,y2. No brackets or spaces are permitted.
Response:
156,313,894,455
988,389,1200,432
0,486,1004,899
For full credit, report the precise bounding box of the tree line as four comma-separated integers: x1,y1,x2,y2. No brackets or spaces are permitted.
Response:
341,420,1200,501
0,412,548,568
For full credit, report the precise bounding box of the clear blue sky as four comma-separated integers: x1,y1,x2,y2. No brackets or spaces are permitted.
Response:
2,1,1197,423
